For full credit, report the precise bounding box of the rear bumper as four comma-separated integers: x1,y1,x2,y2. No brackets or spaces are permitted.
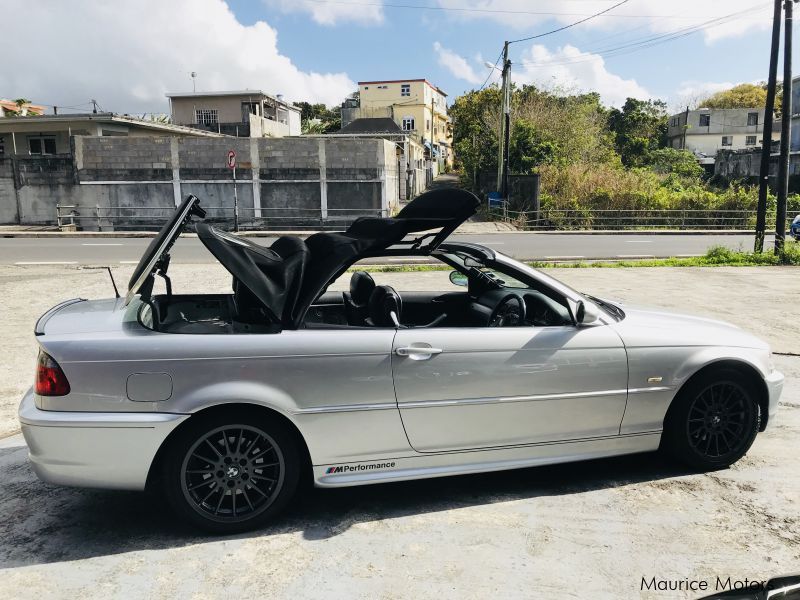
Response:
18,389,188,491
765,369,784,428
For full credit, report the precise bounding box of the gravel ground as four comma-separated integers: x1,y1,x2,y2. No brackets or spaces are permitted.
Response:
0,263,798,599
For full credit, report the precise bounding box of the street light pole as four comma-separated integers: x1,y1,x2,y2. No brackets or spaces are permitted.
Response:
755,0,783,252
775,0,795,253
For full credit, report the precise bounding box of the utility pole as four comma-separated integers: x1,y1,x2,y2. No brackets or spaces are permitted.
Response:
91,99,98,114
776,0,795,253
756,0,783,252
682,106,689,149
495,41,512,201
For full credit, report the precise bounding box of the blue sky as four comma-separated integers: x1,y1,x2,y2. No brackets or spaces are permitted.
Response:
229,0,797,110
1,0,797,115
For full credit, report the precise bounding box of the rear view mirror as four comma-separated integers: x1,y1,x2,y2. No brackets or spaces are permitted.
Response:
575,300,601,325
449,270,468,287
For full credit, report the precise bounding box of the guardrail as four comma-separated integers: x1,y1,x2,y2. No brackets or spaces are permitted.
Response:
488,208,798,231
56,205,388,232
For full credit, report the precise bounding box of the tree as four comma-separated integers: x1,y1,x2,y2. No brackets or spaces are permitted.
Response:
647,148,704,179
698,83,770,109
293,101,341,133
607,98,668,167
508,119,556,173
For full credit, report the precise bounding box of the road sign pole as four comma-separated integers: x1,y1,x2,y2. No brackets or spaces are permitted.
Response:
233,166,239,233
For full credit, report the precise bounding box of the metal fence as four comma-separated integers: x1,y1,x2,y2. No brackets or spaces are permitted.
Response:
56,204,387,232
488,208,799,231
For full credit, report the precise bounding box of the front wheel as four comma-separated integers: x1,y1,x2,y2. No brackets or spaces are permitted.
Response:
162,410,300,534
662,368,760,470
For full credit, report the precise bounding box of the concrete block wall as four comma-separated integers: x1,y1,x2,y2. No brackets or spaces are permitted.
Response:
0,136,397,227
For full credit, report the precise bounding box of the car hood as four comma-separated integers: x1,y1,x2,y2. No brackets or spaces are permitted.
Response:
609,304,769,351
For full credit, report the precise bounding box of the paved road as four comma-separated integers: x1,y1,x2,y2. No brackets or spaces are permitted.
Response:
0,233,768,265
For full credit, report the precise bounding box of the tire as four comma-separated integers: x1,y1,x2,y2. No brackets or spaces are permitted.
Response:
662,367,760,471
162,408,300,534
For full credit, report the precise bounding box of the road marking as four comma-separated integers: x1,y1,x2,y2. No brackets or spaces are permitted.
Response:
15,261,78,265
386,258,431,262
544,255,585,259
675,254,702,257
617,255,655,258
624,240,653,243
119,260,139,264
81,243,123,246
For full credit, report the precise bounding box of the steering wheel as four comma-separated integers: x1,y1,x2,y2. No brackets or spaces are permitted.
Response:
488,294,526,327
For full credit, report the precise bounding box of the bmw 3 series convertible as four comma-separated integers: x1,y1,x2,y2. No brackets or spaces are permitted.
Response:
19,190,784,533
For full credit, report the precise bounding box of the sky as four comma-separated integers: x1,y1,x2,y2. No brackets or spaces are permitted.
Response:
1,0,797,117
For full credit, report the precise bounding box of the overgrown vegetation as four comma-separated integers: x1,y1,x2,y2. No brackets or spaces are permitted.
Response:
449,83,799,224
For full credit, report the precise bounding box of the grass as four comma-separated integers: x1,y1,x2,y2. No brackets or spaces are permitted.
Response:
353,243,800,272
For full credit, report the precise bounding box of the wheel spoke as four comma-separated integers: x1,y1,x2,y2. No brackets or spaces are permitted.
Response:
200,485,219,504
242,488,255,511
214,489,226,515
188,479,215,492
205,439,222,458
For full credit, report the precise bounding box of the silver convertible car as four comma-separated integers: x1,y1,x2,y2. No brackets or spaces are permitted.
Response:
19,191,783,533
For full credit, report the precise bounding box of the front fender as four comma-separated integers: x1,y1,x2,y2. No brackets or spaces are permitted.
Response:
621,345,773,435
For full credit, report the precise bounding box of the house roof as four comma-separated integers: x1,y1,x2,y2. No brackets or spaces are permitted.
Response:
0,99,45,115
338,118,404,135
0,112,224,136
358,79,448,97
164,90,301,111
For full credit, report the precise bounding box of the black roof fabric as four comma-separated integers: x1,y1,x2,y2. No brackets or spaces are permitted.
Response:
337,118,404,135
197,187,480,329
196,225,309,326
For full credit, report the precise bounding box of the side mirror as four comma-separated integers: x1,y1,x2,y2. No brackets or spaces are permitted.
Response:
449,270,468,287
575,300,601,325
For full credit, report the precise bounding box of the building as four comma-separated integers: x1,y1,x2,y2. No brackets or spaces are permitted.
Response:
341,79,452,169
166,90,301,138
0,112,222,156
1,99,45,118
667,108,780,168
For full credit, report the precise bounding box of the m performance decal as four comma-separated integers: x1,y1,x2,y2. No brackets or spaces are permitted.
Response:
325,461,396,474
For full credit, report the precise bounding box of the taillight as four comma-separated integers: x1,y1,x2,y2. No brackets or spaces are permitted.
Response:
35,350,70,396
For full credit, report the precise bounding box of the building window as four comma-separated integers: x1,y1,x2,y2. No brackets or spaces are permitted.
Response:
195,108,218,126
721,135,733,147
28,136,57,155
401,84,411,97
747,112,758,126
670,117,678,127
377,85,388,89
401,116,415,131
699,114,710,127
746,135,757,146
0,138,4,155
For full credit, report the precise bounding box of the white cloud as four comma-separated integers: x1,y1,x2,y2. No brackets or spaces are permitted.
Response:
0,0,355,113
264,0,383,26
433,42,482,85
433,0,771,43
513,44,650,107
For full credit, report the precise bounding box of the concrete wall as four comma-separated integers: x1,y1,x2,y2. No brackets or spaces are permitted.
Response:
0,136,400,229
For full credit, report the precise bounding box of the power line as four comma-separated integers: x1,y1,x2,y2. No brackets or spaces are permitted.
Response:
515,3,771,68
302,0,772,20
509,0,632,44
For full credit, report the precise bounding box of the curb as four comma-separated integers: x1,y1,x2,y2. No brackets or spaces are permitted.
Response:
0,229,765,239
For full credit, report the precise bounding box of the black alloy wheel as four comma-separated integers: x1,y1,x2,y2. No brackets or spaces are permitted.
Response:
163,411,300,533
663,367,760,470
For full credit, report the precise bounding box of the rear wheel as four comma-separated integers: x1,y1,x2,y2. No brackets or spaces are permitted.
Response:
162,410,300,533
663,368,760,470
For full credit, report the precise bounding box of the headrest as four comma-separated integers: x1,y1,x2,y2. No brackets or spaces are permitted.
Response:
349,271,375,306
369,285,402,327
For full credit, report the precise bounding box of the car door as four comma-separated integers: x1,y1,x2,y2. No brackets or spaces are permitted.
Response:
392,324,628,452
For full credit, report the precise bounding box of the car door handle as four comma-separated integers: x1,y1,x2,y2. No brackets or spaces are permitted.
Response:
395,346,443,356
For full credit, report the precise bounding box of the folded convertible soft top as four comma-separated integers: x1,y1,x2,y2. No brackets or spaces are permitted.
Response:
161,187,480,328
